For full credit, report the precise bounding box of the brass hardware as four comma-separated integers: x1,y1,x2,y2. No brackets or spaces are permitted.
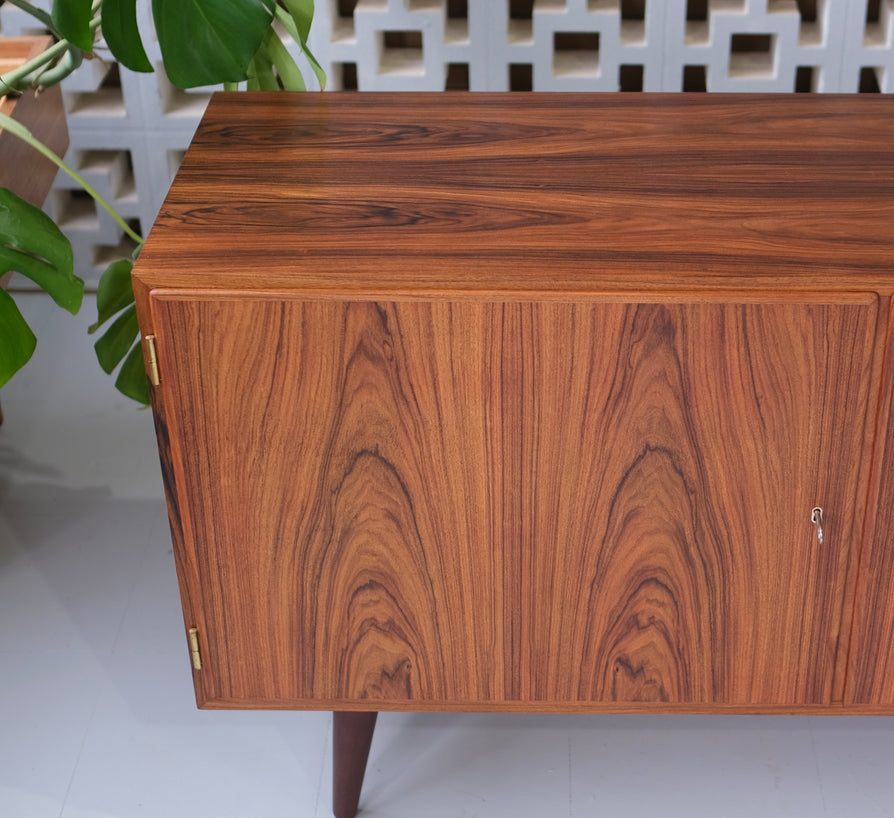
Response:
188,627,202,670
145,335,160,386
811,507,824,545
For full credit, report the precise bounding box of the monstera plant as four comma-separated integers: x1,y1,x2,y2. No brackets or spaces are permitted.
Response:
0,0,322,401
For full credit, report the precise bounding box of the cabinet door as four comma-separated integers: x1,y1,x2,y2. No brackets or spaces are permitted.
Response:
847,297,894,706
150,294,876,709
515,300,876,706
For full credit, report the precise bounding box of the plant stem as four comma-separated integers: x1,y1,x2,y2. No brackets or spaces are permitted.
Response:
0,4,101,93
2,0,59,36
0,37,69,92
0,112,144,246
30,46,83,89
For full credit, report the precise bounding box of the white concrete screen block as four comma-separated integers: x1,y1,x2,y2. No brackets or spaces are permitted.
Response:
0,0,890,286
842,0,894,92
662,0,851,93
531,0,666,92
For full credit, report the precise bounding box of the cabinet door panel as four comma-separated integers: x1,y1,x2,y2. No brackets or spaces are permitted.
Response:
847,297,894,705
152,295,876,709
518,301,876,706
154,298,505,706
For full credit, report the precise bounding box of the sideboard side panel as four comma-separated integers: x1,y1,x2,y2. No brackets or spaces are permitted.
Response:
136,281,213,706
846,296,894,705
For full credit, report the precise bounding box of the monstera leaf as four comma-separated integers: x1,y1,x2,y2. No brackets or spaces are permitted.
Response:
0,188,83,388
90,258,150,405
153,0,276,88
51,0,95,51
0,189,81,312
0,289,36,389
101,0,153,72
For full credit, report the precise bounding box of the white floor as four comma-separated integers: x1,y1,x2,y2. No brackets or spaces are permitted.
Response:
2,292,894,818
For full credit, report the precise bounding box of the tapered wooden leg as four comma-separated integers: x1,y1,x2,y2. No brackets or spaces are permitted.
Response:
332,711,378,818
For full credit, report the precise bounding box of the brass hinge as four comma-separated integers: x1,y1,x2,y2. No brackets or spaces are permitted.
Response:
145,335,160,386
187,627,203,670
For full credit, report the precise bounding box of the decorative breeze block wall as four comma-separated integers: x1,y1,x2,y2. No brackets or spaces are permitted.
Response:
0,0,891,286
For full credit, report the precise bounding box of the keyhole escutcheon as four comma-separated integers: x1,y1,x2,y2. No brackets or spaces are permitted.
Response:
811,507,824,545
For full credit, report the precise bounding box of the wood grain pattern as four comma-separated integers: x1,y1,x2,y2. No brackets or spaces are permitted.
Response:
134,96,894,715
150,293,876,709
846,297,894,705
517,301,875,706
141,326,213,704
135,93,894,295
153,297,502,705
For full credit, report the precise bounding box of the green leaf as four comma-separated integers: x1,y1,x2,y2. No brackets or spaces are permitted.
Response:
281,0,313,43
261,29,305,91
52,0,95,52
274,4,326,89
297,37,326,90
101,0,153,72
94,303,138,374
248,42,279,91
115,341,150,404
153,0,276,89
0,188,82,314
89,258,135,334
0,288,36,389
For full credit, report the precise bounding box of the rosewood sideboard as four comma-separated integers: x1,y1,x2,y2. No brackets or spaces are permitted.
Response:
133,93,894,817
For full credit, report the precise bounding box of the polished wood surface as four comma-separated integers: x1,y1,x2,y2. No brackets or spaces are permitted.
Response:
847,297,894,705
137,93,894,296
132,95,894,716
149,294,875,709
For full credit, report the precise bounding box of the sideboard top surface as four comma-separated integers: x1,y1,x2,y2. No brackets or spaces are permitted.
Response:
135,93,894,295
